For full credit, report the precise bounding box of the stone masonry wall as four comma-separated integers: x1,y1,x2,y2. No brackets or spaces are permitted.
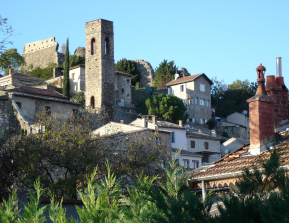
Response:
0,97,9,138
115,75,132,108
21,37,65,69
132,60,155,88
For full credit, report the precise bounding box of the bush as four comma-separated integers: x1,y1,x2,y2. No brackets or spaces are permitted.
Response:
222,131,229,138
206,119,216,129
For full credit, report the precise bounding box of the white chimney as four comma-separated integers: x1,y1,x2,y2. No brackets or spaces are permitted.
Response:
142,117,147,128
276,57,282,77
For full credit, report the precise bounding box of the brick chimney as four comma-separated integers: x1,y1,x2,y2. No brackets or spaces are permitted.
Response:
9,68,14,75
247,63,274,155
179,120,183,127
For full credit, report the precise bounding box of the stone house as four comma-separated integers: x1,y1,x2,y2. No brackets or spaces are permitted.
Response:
130,117,204,169
69,64,85,95
0,85,80,138
219,112,250,139
165,73,213,124
186,130,221,165
187,62,289,201
0,69,44,87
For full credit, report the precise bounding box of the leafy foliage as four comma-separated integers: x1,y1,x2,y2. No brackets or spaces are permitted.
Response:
137,94,187,123
0,16,16,54
0,48,25,74
63,38,70,99
211,77,257,117
28,62,58,80
62,54,85,69
72,91,85,106
115,58,140,86
206,119,215,129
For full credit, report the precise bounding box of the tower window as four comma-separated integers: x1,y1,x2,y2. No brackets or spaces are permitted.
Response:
91,38,96,55
122,88,124,93
104,37,109,55
45,106,51,116
90,96,95,109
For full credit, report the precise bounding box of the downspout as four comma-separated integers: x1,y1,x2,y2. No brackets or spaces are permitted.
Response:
201,180,206,201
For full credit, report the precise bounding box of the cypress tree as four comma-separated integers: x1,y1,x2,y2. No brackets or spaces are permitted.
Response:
62,38,70,99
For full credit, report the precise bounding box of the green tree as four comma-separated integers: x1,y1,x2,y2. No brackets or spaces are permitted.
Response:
138,94,187,123
211,78,257,117
153,59,184,90
29,62,57,80
0,48,25,74
62,38,70,99
62,54,85,69
115,58,140,86
0,16,15,54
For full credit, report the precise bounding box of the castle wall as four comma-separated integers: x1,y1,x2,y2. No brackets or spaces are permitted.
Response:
115,74,132,108
21,37,65,69
132,60,155,88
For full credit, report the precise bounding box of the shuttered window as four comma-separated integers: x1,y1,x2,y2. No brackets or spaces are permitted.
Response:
191,141,195,148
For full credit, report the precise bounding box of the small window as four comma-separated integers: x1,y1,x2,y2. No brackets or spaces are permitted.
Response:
104,37,109,54
203,99,206,106
16,102,21,109
182,99,186,105
90,96,95,109
195,97,198,105
200,84,205,92
204,142,209,149
71,73,75,80
191,141,195,148
155,137,161,145
203,154,209,163
180,85,184,92
183,160,189,166
127,79,130,84
91,38,96,55
192,118,195,123
172,132,175,143
72,109,78,116
207,100,210,107
45,106,51,116
192,160,199,169
122,88,124,93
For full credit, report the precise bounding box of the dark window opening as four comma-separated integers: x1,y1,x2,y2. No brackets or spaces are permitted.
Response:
204,142,209,149
192,160,199,169
16,102,21,109
191,141,195,148
127,79,129,84
122,88,124,93
104,37,109,55
90,96,95,109
203,154,209,163
172,132,175,143
45,106,51,116
73,109,78,116
91,38,96,55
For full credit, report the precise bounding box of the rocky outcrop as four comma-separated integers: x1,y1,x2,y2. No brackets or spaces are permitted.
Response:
131,60,155,88
74,47,85,58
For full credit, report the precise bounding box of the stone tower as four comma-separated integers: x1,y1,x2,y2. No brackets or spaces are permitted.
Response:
85,19,115,118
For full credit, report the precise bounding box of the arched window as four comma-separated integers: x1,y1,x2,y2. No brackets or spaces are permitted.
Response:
104,37,109,55
90,96,95,109
91,38,95,55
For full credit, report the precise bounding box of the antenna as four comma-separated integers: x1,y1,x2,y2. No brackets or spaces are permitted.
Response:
242,110,248,115
174,72,179,80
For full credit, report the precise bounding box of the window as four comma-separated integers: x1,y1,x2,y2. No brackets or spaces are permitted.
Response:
204,142,209,149
71,73,75,80
91,38,96,55
72,109,78,116
203,154,209,163
45,106,51,116
192,160,199,169
90,96,95,109
207,100,210,107
183,160,189,166
172,132,175,143
168,87,172,95
200,84,205,92
200,119,203,124
122,88,124,93
195,97,198,105
127,79,130,84
203,99,206,106
191,141,195,148
16,102,21,109
190,98,194,105
182,99,186,105
104,37,109,54
155,137,161,145
180,85,184,92
192,118,195,123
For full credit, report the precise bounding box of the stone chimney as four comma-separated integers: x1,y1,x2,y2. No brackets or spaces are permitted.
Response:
152,115,156,124
142,117,147,128
247,63,274,155
120,120,124,124
9,68,14,75
211,130,217,137
179,120,183,127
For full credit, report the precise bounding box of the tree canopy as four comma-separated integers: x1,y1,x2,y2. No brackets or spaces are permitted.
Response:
115,58,140,86
211,77,257,117
62,54,85,69
0,48,25,74
137,94,188,123
62,38,70,99
0,16,15,54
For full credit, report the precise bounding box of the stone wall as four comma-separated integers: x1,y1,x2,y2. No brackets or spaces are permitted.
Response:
131,60,155,88
115,74,133,108
113,108,137,124
21,37,65,69
0,95,9,138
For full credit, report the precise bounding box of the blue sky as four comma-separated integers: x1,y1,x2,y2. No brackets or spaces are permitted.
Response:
2,0,289,87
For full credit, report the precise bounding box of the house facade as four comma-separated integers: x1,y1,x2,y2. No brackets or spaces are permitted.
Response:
165,73,213,124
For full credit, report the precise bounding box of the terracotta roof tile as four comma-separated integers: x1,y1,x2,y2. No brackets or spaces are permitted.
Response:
15,86,68,99
11,73,43,80
190,137,289,180
165,73,213,87
115,71,132,77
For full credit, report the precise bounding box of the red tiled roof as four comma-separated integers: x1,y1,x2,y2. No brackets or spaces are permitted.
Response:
165,73,213,86
190,133,289,180
115,71,132,77
11,73,43,80
20,86,67,99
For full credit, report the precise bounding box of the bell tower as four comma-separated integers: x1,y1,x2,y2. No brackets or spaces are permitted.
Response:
85,19,115,118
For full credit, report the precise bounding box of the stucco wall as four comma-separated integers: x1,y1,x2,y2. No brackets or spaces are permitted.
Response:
158,127,186,150
187,137,221,154
69,67,85,95
171,151,202,169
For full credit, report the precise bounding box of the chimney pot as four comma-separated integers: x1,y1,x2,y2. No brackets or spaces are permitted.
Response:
152,115,156,124
265,75,279,90
211,130,217,137
179,120,183,127
120,120,124,124
276,57,282,77
142,117,147,128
